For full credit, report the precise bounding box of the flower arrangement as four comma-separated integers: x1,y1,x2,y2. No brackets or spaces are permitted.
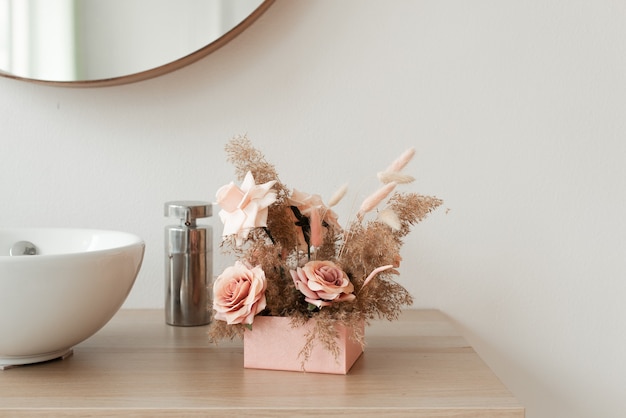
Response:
208,136,442,362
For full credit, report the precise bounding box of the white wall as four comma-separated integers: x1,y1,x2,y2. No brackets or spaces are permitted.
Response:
1,1,624,417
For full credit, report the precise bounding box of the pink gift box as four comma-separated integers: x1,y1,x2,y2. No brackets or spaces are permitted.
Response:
243,316,364,374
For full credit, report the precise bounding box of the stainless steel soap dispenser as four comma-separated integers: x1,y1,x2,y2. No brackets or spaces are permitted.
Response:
164,201,213,326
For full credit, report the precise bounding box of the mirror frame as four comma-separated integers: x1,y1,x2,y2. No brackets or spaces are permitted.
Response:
0,0,274,87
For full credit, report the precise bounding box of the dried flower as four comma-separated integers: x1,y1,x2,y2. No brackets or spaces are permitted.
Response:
378,148,416,185
357,182,397,219
208,137,442,363
385,147,416,173
290,260,356,308
327,183,349,207
289,189,340,250
377,171,415,184
309,208,323,247
378,207,402,230
361,264,395,289
288,189,340,229
213,261,267,325
216,171,277,246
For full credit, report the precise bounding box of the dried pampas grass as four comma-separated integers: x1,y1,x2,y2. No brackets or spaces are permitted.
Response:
209,136,443,358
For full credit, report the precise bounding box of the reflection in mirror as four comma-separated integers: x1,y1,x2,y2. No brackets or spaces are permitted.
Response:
0,0,271,86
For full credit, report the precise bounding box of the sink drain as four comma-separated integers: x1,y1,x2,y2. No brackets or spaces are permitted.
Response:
9,241,38,256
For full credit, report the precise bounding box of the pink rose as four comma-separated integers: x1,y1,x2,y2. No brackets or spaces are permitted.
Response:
216,171,277,246
290,260,356,308
213,261,267,325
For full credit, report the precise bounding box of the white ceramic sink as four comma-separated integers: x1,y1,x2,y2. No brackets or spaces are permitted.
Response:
0,228,144,369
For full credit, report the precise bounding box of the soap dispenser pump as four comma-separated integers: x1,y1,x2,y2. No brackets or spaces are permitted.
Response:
164,201,213,326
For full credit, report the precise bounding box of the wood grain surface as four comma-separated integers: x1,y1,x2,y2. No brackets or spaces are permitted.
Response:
0,310,524,417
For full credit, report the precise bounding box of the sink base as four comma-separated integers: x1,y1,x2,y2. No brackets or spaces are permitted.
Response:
0,348,73,370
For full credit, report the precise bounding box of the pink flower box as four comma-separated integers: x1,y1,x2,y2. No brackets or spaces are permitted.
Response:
243,316,364,374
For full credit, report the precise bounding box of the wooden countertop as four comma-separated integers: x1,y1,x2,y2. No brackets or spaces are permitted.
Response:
0,309,524,417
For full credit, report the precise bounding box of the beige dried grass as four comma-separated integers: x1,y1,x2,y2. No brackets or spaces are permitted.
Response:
209,136,442,358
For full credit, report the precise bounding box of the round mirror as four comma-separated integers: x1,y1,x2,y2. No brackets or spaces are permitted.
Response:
0,0,273,86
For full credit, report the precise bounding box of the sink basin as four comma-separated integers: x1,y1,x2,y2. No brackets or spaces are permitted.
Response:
0,228,144,369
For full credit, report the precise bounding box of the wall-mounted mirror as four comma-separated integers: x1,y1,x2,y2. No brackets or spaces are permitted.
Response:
0,0,273,87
